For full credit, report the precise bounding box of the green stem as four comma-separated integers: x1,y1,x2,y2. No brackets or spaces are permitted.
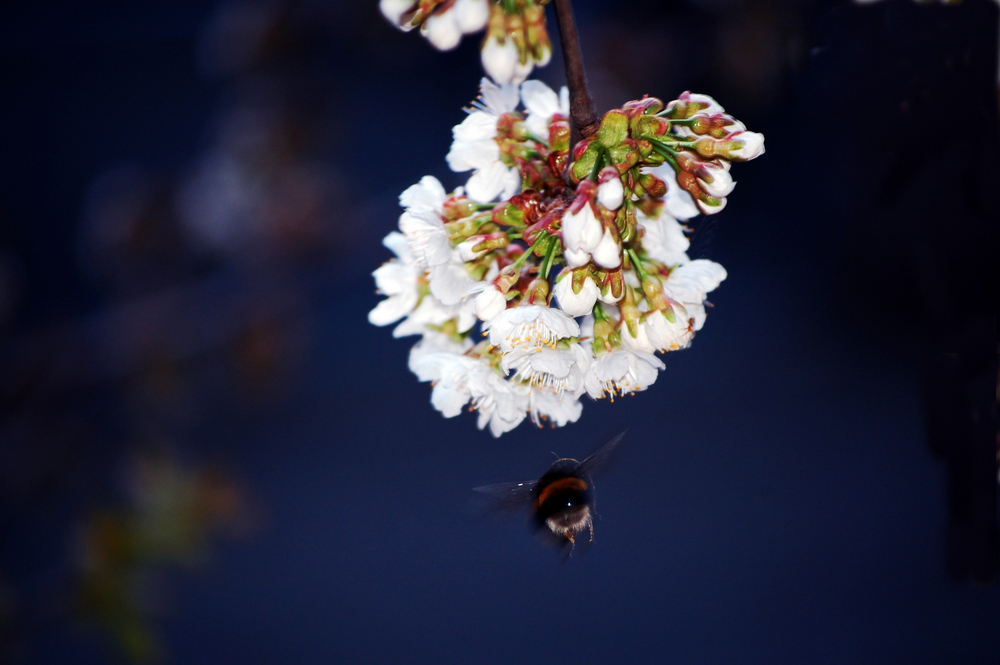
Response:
510,231,548,272
541,236,560,279
589,148,607,181
627,248,648,283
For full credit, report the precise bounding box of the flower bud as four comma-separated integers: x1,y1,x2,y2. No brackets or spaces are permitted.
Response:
553,268,599,316
442,195,477,221
453,0,489,33
525,277,550,306
494,263,521,293
637,172,666,199
633,115,671,140
596,268,625,303
697,162,735,198
458,232,509,261
481,35,518,84
423,11,462,50
689,113,746,139
475,285,507,322
619,285,641,340
597,169,625,210
592,227,622,269
726,131,765,161
597,110,629,149
380,0,418,28
664,92,724,119
561,200,602,259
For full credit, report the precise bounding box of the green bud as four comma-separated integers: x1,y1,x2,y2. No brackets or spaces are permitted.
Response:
597,110,629,149
635,115,670,140
570,147,598,182
492,202,525,227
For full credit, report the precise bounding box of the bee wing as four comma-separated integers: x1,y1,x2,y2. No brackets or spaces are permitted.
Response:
471,480,538,513
576,430,627,477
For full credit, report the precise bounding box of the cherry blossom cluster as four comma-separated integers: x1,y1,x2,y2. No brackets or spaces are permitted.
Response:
380,0,552,84
370,79,764,436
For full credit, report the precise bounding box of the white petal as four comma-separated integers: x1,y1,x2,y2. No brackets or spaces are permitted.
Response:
382,231,413,264
478,77,520,115
520,79,560,138
452,110,499,145
398,210,451,268
368,292,416,327
638,211,689,266
529,390,582,427
399,176,446,213
649,164,700,221
465,162,519,204
428,257,476,306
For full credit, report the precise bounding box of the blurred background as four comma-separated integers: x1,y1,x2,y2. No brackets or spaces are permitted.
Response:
1,0,997,663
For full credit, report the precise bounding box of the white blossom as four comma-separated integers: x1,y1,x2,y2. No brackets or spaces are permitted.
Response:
369,232,421,327
473,371,530,436
501,343,590,396
446,79,521,203
663,259,727,331
521,80,568,140
620,259,726,353
488,304,580,354
396,176,452,269
528,389,583,427
637,208,690,266
584,350,665,399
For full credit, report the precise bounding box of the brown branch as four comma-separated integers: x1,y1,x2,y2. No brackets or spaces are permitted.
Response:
551,0,599,148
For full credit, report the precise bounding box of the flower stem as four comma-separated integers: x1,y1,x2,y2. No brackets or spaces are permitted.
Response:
552,0,599,148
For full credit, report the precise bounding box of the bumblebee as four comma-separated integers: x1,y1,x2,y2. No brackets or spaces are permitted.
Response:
473,431,625,554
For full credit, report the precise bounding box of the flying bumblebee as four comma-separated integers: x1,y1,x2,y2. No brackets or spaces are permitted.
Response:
472,431,625,554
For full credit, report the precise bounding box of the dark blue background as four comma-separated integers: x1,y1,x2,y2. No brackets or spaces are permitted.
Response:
2,1,997,663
